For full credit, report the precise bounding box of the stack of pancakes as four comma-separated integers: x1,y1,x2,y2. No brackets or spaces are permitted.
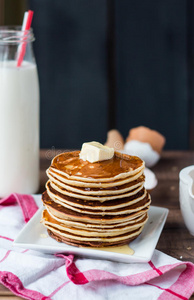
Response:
41,150,151,247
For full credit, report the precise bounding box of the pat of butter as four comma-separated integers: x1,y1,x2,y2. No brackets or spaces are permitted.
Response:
79,141,114,163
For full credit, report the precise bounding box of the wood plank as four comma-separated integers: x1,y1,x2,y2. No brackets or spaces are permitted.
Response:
0,297,23,300
0,284,23,298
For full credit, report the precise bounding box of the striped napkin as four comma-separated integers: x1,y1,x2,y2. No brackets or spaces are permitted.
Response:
0,194,194,300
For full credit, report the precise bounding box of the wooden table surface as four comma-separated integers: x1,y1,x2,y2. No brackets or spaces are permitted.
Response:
0,150,194,299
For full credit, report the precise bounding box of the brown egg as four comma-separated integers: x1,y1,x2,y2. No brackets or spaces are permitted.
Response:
126,126,166,154
104,129,124,151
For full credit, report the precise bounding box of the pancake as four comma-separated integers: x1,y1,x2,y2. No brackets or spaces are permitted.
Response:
42,190,150,224
47,228,142,247
46,224,144,247
47,172,145,196
50,151,145,182
46,193,150,216
46,181,148,211
42,210,148,237
47,168,145,188
41,147,151,248
45,190,150,216
48,180,145,202
44,207,148,229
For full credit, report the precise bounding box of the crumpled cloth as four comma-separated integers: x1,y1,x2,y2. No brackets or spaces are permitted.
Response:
0,194,194,300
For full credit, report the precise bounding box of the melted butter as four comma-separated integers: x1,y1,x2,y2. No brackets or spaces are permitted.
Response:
52,151,143,179
84,244,134,255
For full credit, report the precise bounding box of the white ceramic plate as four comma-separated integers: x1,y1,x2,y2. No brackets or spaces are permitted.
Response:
13,195,168,263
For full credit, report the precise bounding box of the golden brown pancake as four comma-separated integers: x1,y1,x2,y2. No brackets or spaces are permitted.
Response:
47,168,145,188
44,207,148,229
42,209,148,236
47,228,141,247
50,151,145,182
47,173,145,196
46,181,148,210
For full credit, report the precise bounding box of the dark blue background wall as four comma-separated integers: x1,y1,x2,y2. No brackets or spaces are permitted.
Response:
115,0,188,150
29,0,193,150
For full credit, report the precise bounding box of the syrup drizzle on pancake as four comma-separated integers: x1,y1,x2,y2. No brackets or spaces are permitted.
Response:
52,151,144,179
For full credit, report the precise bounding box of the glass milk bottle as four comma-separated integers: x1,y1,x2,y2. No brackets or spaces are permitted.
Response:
0,27,39,197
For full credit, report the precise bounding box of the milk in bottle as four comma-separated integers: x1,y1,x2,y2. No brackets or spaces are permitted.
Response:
0,27,39,197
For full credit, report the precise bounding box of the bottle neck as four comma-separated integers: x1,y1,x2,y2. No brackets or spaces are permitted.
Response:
0,27,35,45
0,26,36,65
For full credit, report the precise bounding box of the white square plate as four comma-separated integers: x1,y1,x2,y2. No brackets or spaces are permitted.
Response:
13,195,168,263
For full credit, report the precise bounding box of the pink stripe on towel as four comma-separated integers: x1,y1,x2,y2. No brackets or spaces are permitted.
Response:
57,253,194,300
0,235,14,242
0,193,38,222
0,271,50,300
0,250,11,264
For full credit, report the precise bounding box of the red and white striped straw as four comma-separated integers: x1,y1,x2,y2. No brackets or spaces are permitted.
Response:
22,12,28,31
17,10,34,67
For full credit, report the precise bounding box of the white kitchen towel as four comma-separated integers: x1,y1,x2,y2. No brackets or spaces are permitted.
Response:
0,194,194,300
